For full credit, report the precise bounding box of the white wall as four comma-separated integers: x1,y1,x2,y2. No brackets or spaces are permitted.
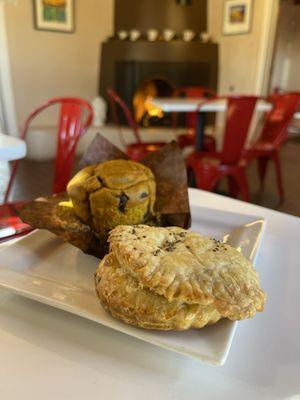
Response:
4,0,113,127
271,0,300,91
3,0,279,130
0,3,18,135
208,0,278,95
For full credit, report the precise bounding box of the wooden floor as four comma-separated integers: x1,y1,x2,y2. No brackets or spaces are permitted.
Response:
1,138,300,217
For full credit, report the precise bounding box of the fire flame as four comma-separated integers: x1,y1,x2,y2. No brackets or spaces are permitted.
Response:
144,96,164,119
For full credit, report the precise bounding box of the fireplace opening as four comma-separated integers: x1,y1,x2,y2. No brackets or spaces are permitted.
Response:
133,78,174,127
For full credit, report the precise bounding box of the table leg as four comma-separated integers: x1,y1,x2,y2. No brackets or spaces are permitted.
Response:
195,113,206,151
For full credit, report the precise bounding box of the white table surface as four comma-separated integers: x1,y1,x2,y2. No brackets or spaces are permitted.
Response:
151,98,272,113
0,132,26,161
293,112,300,120
0,188,299,400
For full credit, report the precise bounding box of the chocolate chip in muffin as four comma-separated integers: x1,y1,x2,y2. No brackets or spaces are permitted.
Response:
118,193,129,213
96,176,104,186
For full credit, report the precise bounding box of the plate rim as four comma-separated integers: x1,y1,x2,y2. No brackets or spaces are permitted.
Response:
0,205,266,366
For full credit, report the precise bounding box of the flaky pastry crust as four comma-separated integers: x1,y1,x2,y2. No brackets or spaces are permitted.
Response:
95,254,221,330
95,225,265,330
108,225,266,320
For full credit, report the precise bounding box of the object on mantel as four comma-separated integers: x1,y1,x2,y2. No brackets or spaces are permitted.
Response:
162,29,176,41
182,29,195,41
117,30,128,40
129,29,141,41
109,29,213,43
147,29,159,41
199,31,211,42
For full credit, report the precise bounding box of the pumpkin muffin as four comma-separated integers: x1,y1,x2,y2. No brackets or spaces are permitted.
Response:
67,160,156,234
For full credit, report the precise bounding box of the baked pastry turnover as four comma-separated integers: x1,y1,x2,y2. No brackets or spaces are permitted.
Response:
95,225,266,330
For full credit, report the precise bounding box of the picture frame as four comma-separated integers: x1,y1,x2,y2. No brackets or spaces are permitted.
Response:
222,0,253,35
33,0,75,33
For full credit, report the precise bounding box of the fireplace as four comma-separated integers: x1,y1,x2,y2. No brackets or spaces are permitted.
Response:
98,0,218,127
99,41,218,126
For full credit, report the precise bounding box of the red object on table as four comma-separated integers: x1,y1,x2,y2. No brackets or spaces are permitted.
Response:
0,97,93,241
172,86,216,151
186,96,259,202
107,88,166,161
243,92,300,201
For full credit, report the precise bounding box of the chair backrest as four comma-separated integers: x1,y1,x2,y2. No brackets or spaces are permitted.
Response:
221,96,258,165
259,92,300,147
174,86,216,99
173,86,216,130
4,97,93,203
107,88,141,144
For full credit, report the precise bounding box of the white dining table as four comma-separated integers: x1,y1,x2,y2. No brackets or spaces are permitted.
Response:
151,98,273,151
0,188,299,400
0,132,26,161
151,97,272,113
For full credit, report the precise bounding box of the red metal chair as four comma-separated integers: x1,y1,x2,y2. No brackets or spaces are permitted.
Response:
107,88,166,161
243,92,300,201
186,96,259,202
172,86,216,151
0,97,93,241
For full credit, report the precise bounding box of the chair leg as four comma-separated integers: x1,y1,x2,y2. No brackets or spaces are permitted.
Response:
257,157,269,190
187,167,196,188
4,160,19,203
233,169,250,202
191,165,220,192
272,151,284,202
228,176,239,198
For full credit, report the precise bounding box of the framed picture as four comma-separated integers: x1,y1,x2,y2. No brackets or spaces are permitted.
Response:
222,0,252,35
33,0,75,33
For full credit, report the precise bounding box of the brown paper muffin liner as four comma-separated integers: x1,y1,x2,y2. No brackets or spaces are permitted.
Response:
17,134,191,258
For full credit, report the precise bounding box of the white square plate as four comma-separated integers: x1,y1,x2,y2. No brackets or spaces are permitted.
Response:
0,203,265,366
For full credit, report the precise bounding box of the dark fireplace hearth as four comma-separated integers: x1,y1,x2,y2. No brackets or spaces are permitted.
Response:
99,41,218,126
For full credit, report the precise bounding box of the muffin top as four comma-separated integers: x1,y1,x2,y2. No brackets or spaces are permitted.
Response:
67,160,156,233
67,159,155,200
94,160,154,190
67,160,154,196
